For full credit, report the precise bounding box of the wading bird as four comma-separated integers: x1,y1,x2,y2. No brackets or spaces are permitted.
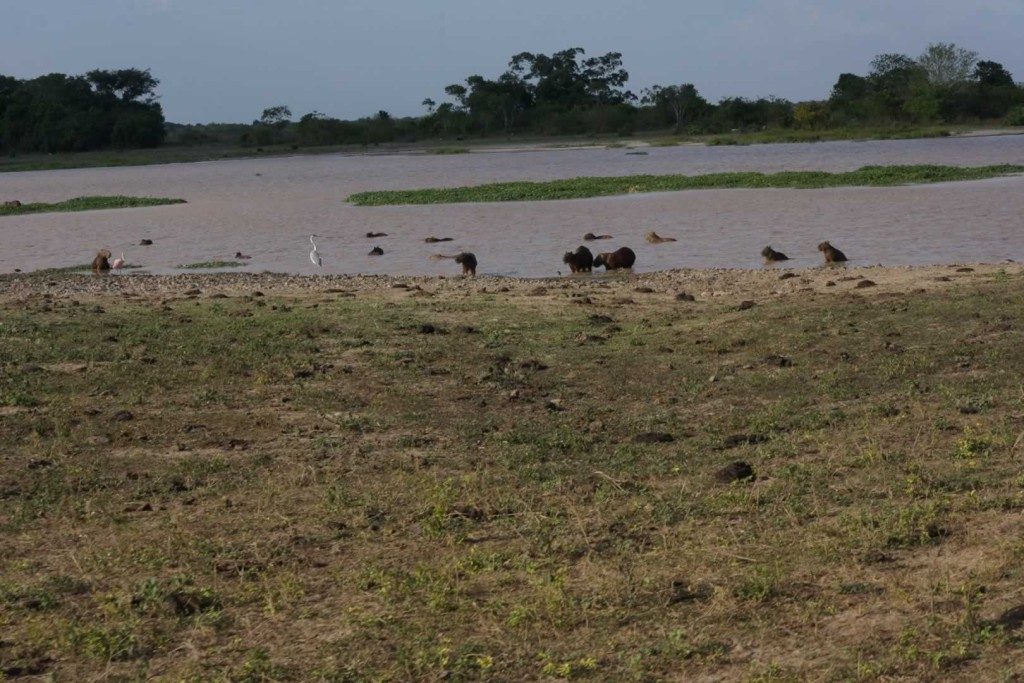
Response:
111,252,125,270
309,235,322,267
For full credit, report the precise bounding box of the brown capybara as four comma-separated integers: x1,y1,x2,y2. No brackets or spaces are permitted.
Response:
583,232,613,241
562,246,594,273
425,236,454,243
454,252,477,276
761,245,789,262
2,200,22,208
817,241,848,263
593,247,636,271
365,231,388,238
368,246,384,256
92,249,112,273
645,231,677,244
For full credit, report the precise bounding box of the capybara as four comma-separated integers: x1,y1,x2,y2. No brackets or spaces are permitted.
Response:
817,241,848,263
454,252,477,276
139,239,153,246
1,200,22,208
593,247,636,271
583,232,613,241
645,231,677,244
761,245,789,262
92,249,112,273
425,236,454,243
365,232,388,238
368,246,384,256
234,251,252,260
562,246,594,273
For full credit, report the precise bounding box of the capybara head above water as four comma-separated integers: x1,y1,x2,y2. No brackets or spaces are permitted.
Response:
593,247,636,271
645,231,677,244
583,232,613,241
92,249,112,272
817,241,848,263
562,245,594,273
761,245,789,262
454,252,477,276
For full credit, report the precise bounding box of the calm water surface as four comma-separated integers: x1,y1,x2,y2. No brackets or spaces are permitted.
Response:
2,135,1023,277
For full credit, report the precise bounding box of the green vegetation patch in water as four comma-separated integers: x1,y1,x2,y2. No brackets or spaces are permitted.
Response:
348,164,1024,206
0,196,186,217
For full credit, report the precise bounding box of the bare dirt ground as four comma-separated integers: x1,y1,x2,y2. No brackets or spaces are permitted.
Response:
2,263,1023,681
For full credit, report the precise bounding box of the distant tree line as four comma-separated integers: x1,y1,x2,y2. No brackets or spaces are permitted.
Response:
7,45,1024,155
184,43,1021,149
0,69,165,153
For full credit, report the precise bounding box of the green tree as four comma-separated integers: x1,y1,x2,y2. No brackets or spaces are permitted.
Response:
86,68,160,103
973,61,1014,87
642,83,709,132
917,43,977,87
259,105,292,126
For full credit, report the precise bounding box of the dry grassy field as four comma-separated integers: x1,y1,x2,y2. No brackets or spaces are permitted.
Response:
2,264,1023,681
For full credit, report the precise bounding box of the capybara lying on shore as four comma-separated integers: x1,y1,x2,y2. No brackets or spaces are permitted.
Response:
425,236,454,243
454,252,477,276
645,231,677,244
761,245,789,262
818,241,848,263
594,247,636,271
562,246,594,273
92,249,112,273
2,200,22,208
583,232,613,241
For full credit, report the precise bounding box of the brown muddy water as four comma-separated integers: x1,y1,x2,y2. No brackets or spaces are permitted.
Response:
1,135,1023,277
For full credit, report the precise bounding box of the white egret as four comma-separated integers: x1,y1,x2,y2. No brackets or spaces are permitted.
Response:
309,235,323,267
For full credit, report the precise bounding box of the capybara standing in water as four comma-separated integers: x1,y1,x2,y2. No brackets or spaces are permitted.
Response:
454,252,477,276
92,249,112,273
817,241,848,263
562,246,594,273
645,231,677,244
761,245,789,262
583,232,613,241
593,247,636,271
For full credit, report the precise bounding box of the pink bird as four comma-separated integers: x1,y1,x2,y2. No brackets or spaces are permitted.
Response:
111,252,125,270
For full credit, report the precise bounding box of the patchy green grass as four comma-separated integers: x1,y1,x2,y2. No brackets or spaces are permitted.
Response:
175,260,245,270
429,147,471,155
2,271,1024,679
0,196,186,217
705,125,957,146
348,164,1024,205
638,124,1011,148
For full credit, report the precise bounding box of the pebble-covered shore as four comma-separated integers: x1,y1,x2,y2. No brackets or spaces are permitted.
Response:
0,262,1018,305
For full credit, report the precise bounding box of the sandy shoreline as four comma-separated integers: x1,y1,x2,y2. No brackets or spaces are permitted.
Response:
1,262,1017,304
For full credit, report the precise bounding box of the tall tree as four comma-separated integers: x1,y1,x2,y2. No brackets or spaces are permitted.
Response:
642,83,708,131
973,61,1014,87
917,43,978,86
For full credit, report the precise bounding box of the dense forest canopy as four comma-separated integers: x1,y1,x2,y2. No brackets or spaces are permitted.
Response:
0,68,165,153
5,43,1024,154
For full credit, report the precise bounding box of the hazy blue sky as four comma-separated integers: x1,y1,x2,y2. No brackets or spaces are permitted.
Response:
3,0,1023,123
